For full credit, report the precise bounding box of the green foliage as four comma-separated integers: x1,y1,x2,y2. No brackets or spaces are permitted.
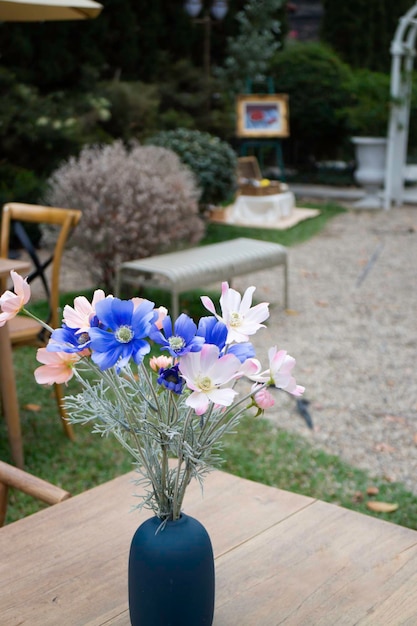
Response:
147,128,238,207
216,0,284,95
270,42,354,162
321,0,414,73
342,69,391,137
0,66,112,180
0,0,240,90
99,80,161,140
0,164,45,207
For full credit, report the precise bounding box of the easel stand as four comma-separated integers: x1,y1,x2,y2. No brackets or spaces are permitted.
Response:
239,138,285,180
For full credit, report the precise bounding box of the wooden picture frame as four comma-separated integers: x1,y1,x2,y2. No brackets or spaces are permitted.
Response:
236,94,289,138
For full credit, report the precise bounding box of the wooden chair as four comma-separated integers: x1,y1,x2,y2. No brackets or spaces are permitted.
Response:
0,460,71,526
0,203,82,442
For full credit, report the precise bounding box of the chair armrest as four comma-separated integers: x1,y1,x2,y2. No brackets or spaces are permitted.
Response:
0,460,71,506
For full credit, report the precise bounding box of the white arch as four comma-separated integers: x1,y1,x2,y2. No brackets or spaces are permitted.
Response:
384,2,417,209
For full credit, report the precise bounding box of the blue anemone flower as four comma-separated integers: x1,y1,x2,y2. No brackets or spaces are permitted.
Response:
149,313,204,357
88,297,157,370
228,342,256,363
197,316,254,362
197,316,227,350
47,325,91,353
157,364,184,394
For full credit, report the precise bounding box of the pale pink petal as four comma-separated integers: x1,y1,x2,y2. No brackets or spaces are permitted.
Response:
63,289,110,331
220,283,241,318
63,297,92,329
242,301,270,326
34,364,74,385
155,306,168,329
239,285,256,314
11,270,31,304
253,386,275,409
91,289,107,307
180,345,242,414
286,382,305,397
34,347,80,385
206,387,237,406
239,358,262,377
209,353,242,385
198,343,220,372
248,368,270,383
178,351,200,385
200,295,217,316
267,347,304,396
0,271,31,326
185,391,209,415
149,355,173,372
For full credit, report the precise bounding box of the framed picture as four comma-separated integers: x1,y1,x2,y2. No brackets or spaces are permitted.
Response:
236,94,289,138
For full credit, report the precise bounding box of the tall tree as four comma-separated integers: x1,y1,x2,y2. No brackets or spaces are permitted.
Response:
216,0,284,94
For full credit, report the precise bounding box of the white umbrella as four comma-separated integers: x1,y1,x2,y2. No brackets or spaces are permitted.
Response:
0,0,102,21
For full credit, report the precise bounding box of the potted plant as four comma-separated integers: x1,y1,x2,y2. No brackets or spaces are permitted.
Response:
343,69,391,208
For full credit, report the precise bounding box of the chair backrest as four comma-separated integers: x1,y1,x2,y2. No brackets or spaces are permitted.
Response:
0,203,82,331
0,460,71,526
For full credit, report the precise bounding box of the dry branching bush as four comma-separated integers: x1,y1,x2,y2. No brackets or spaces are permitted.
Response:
45,141,205,290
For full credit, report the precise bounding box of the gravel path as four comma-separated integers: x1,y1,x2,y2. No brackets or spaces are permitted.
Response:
51,205,417,494
233,206,417,494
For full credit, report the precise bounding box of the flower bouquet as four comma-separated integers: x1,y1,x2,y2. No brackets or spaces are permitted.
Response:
0,271,304,625
0,271,304,521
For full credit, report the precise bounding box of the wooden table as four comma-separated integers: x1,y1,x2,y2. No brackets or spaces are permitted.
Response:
0,258,30,468
1,468,417,625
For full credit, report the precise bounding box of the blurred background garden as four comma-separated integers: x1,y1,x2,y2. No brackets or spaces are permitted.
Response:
2,0,417,209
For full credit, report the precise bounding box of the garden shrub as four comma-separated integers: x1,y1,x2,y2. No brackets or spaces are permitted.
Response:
0,66,113,178
270,42,353,164
147,128,237,209
342,69,391,137
342,68,417,154
100,80,161,141
45,140,205,290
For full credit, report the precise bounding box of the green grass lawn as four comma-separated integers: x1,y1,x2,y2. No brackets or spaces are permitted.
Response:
2,202,416,530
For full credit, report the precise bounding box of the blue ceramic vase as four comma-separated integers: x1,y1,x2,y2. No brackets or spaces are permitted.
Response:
128,513,215,626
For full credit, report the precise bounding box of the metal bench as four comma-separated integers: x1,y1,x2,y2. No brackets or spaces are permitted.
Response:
115,237,288,319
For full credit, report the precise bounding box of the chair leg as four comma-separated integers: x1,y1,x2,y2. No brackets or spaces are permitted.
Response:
54,385,75,441
0,482,8,527
0,325,24,468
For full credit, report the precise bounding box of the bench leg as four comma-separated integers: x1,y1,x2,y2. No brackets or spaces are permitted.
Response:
114,269,121,298
283,258,289,309
171,292,180,321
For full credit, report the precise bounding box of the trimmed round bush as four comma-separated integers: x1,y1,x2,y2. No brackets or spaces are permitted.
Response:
45,140,205,290
270,42,353,163
147,129,237,208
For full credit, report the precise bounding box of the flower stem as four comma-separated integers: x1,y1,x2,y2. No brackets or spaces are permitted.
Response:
22,306,54,334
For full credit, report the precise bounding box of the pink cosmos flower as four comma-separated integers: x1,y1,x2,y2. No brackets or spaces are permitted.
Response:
0,270,31,327
201,281,269,344
253,385,275,410
251,347,305,397
34,347,83,385
149,355,173,372
178,343,243,415
63,289,109,332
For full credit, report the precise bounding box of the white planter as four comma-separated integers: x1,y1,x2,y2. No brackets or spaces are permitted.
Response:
352,137,387,209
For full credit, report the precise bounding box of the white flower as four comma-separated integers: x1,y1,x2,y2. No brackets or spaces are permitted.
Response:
201,281,269,343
